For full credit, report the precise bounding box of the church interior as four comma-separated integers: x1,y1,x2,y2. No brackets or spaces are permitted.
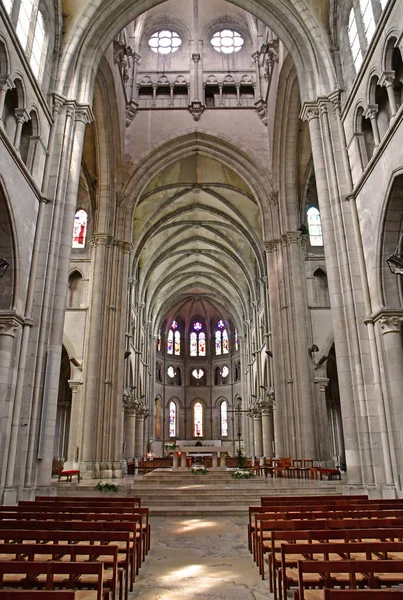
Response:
0,0,403,510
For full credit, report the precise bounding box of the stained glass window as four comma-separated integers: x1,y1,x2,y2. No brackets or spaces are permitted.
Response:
215,330,222,355
217,320,224,329
199,332,206,356
172,320,178,330
359,0,375,42
72,210,88,248
169,401,176,437
167,330,173,354
307,207,323,246
157,329,161,352
221,366,229,378
174,331,180,355
192,369,204,379
16,0,34,49
221,401,228,436
211,30,244,54
30,10,45,79
3,0,13,15
235,329,239,351
222,329,229,354
167,366,175,379
194,322,202,331
194,402,203,437
149,30,182,55
348,9,362,71
190,332,197,356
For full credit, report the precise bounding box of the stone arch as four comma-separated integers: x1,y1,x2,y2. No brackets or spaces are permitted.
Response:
383,33,400,71
354,104,374,167
67,270,83,308
0,178,16,311
0,37,10,75
313,267,330,306
57,0,337,106
380,171,403,307
192,398,206,438
53,345,73,463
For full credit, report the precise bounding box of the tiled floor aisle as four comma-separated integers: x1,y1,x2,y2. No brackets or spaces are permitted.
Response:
131,515,271,600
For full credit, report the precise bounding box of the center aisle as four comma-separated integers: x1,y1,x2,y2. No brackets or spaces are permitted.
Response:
131,515,270,600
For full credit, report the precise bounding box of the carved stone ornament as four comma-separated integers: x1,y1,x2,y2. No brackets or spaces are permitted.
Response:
126,100,139,127
300,103,319,122
379,315,402,334
188,100,205,121
254,98,267,125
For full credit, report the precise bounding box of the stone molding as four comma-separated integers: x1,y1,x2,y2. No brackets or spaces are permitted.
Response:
300,102,319,122
314,377,330,392
0,312,24,337
364,104,378,120
14,109,30,124
0,75,14,92
378,315,403,335
75,104,95,125
263,239,280,253
281,231,305,247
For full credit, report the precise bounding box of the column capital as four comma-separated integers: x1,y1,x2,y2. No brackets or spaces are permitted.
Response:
378,314,403,334
89,233,114,247
364,104,378,120
282,231,305,247
0,75,14,92
379,71,395,87
252,51,260,62
14,108,30,124
192,53,200,63
263,239,280,253
300,102,319,122
68,380,83,392
116,240,133,254
0,312,24,337
75,104,95,124
328,90,342,113
314,377,330,392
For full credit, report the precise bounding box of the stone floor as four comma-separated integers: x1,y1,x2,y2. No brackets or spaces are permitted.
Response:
130,515,271,600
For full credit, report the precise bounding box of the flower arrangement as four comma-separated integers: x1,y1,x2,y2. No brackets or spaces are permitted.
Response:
164,442,180,452
96,481,120,492
191,465,208,475
231,469,255,479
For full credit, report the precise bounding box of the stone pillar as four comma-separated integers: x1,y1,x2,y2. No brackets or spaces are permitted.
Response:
252,408,263,457
236,83,241,106
152,84,157,107
313,377,331,462
169,84,174,107
378,314,403,479
364,105,381,148
252,51,261,99
379,72,398,120
134,408,145,458
13,109,29,152
123,397,136,460
300,103,364,484
0,76,14,127
261,394,274,458
192,53,201,101
64,381,82,468
218,83,223,106
131,53,141,102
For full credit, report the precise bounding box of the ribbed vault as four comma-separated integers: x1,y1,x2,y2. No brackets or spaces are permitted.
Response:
131,154,265,332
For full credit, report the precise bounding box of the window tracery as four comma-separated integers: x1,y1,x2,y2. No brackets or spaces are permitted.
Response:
30,10,46,78
190,322,206,356
149,30,181,55
307,207,323,247
16,0,34,49
72,210,88,248
359,0,375,42
194,402,203,437
220,400,228,437
169,401,176,437
167,320,180,355
211,29,244,54
214,320,229,355
348,8,363,72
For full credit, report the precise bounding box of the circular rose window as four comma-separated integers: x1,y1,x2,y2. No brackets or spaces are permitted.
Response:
149,30,182,55
211,29,244,54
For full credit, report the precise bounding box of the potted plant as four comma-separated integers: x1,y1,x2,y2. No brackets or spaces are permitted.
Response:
96,481,120,492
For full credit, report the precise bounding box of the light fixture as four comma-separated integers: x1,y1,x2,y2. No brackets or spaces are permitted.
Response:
386,236,403,275
0,258,9,277
308,344,319,355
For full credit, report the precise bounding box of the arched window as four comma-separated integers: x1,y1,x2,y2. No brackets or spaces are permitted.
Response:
67,271,82,308
359,0,375,43
215,319,229,355
30,10,46,79
194,402,203,437
234,328,239,351
221,401,228,437
190,321,205,356
169,401,176,437
72,209,88,248
157,329,161,352
348,8,363,72
16,0,34,49
307,207,323,246
167,320,179,355
314,269,330,306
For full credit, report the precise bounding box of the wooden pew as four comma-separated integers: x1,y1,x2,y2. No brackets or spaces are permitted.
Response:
33,496,142,507
0,561,105,600
0,544,120,600
280,541,403,600
253,516,403,579
324,591,403,599
269,528,403,600
297,559,403,600
0,530,130,600
0,593,77,599
0,521,140,591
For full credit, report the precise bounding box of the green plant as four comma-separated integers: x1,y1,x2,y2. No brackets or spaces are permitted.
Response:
231,469,255,479
96,481,120,492
164,442,180,452
235,446,246,469
191,466,208,475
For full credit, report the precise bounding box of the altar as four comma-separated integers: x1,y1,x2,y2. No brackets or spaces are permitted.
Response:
173,445,227,470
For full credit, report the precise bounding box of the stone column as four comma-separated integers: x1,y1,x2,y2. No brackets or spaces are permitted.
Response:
364,105,381,148
13,109,29,152
169,84,174,107
300,103,364,484
123,398,136,460
192,53,201,101
130,53,141,102
379,72,398,120
313,377,331,462
65,381,82,468
152,84,157,107
218,83,223,106
236,83,241,106
252,408,263,457
252,51,262,99
261,394,274,457
0,76,14,127
134,407,145,458
378,314,403,477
